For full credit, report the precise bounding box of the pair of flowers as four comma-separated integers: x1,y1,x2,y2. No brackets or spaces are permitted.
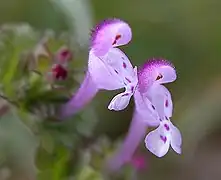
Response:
61,19,182,161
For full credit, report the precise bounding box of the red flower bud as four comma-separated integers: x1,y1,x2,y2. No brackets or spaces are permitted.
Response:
51,64,67,80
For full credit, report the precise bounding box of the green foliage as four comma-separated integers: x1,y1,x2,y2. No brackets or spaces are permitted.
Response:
0,23,111,180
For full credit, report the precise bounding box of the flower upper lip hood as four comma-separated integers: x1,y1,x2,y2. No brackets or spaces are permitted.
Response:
90,18,132,57
137,58,177,93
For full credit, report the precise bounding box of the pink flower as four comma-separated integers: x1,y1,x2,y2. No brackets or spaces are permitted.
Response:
107,58,182,170
60,18,182,164
61,18,135,117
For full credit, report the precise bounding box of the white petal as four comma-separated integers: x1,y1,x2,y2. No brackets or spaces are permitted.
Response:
145,125,170,157
108,92,133,111
88,50,124,90
106,48,135,80
88,48,137,91
134,90,160,126
170,122,182,154
147,84,173,119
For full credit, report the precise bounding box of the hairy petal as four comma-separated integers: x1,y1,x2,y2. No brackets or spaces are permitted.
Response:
60,72,99,118
138,58,176,93
90,19,132,56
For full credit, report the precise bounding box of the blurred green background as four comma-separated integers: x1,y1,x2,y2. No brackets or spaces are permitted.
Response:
0,0,221,179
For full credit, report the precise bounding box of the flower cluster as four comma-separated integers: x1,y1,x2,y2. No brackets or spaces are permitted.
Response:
61,18,182,164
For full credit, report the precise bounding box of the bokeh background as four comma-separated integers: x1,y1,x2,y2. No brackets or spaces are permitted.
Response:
0,0,221,179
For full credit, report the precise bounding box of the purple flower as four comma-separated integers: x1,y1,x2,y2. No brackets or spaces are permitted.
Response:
107,58,182,170
61,18,135,117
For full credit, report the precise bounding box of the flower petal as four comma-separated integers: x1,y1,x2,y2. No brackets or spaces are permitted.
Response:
145,125,170,157
134,90,160,126
88,50,124,90
162,86,173,118
108,92,133,111
146,84,173,119
170,122,182,154
60,72,99,117
88,48,137,91
106,48,135,80
90,19,132,56
138,58,176,93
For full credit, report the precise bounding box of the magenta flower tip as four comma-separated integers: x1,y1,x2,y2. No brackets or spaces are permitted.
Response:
137,58,177,93
89,18,132,56
90,18,122,47
139,58,175,72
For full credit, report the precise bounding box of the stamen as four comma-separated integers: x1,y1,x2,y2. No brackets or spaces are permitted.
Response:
112,34,122,45
156,73,163,80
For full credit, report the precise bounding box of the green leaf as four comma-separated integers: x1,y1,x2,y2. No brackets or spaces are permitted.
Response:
52,146,70,180
40,132,55,153
76,166,103,180
37,55,51,73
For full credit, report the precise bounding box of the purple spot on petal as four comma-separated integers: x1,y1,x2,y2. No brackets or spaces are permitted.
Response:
151,105,155,110
114,69,119,74
131,86,134,92
165,116,168,120
125,77,131,83
164,124,170,131
122,93,129,97
123,62,127,69
160,135,167,143
165,99,169,107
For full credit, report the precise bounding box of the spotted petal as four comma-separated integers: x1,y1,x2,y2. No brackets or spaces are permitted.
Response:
134,90,160,126
146,84,173,119
88,50,124,90
91,19,132,56
145,124,170,157
89,47,137,91
170,122,182,154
